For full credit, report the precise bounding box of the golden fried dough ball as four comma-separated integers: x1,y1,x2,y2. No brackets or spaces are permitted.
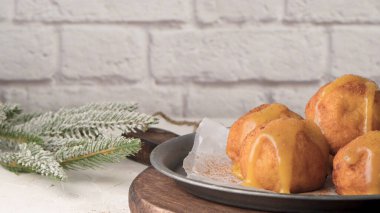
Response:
306,74,380,154
226,103,302,164
333,131,380,195
239,118,329,193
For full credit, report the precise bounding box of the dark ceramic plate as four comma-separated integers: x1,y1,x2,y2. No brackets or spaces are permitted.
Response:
150,133,380,212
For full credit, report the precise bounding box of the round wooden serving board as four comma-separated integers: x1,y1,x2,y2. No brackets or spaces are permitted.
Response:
129,167,263,213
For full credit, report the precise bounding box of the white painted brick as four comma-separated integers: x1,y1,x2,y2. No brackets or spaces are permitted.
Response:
270,86,320,117
16,0,190,22
61,26,146,80
0,0,13,21
4,84,183,116
196,0,283,23
332,28,380,78
286,0,380,23
151,29,327,82
0,25,57,80
186,86,268,118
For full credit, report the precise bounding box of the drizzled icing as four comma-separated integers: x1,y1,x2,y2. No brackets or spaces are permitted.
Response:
241,119,328,193
227,103,300,163
314,75,377,133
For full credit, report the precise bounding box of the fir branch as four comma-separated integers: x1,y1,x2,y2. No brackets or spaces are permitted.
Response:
43,137,95,152
7,113,42,126
14,105,158,139
0,143,66,180
0,102,154,181
0,103,39,128
54,137,141,170
0,104,7,123
55,103,138,115
2,104,22,120
0,110,5,123
0,140,18,152
0,129,43,146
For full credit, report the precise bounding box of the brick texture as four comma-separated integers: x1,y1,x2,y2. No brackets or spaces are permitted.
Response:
0,26,56,80
3,84,183,115
0,1,379,118
186,85,267,117
151,29,327,82
15,0,190,22
61,26,146,80
332,28,380,77
286,0,380,23
270,86,320,116
0,0,13,21
196,0,283,23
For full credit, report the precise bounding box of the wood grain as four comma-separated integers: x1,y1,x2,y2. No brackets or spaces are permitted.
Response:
129,167,263,213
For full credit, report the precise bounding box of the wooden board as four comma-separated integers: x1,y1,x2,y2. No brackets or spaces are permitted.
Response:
125,128,178,165
129,167,263,213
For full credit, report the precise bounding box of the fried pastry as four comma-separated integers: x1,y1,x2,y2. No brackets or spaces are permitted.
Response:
333,131,380,195
239,118,329,193
226,103,301,165
306,74,380,154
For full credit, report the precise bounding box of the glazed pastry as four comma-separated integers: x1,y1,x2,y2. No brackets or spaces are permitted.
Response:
239,118,329,193
226,103,301,165
333,131,380,195
306,74,380,154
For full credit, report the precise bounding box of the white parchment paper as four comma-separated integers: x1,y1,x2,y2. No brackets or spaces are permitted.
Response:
183,118,336,195
183,118,241,186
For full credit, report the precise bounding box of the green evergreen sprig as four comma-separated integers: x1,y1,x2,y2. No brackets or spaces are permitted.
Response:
13,104,155,139
0,102,158,180
55,137,141,170
0,129,43,146
0,143,66,180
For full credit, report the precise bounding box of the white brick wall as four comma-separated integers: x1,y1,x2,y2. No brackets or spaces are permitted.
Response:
286,0,380,23
187,84,268,117
151,28,327,82
331,27,380,77
61,26,147,80
0,0,13,21
196,0,283,23
3,83,183,115
0,25,57,80
15,0,191,22
0,1,379,118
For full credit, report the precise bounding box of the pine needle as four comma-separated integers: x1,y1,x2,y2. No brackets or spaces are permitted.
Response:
55,103,138,115
13,103,158,139
1,104,22,120
0,129,43,146
0,103,40,127
0,103,7,123
7,113,42,126
0,111,5,123
55,137,141,170
0,143,66,180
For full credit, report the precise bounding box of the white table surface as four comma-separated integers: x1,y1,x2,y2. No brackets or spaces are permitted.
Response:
0,118,233,213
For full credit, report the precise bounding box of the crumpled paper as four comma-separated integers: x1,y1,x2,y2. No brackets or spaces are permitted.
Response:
183,118,241,186
183,118,336,195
